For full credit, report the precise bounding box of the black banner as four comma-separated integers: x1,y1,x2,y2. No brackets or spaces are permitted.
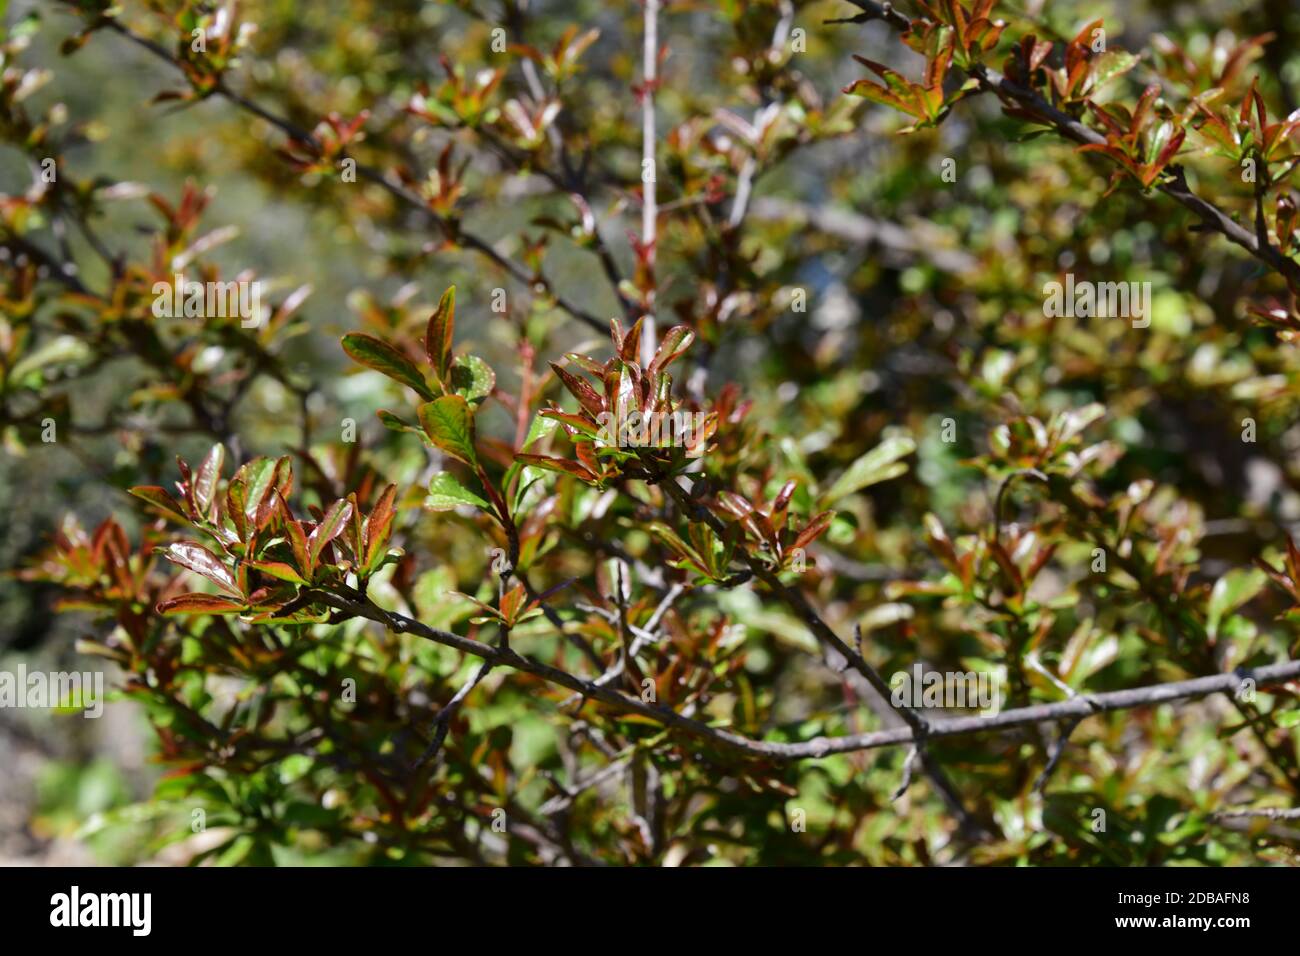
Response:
0,865,1284,942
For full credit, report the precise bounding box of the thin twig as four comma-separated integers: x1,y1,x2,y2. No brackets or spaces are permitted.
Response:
837,0,1300,289
85,9,609,332
1210,806,1300,820
639,0,660,366
304,588,1300,762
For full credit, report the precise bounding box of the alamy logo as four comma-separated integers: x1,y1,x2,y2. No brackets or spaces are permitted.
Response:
1042,273,1151,328
50,886,151,936
151,272,263,327
0,665,103,718
890,664,1001,717
596,408,709,458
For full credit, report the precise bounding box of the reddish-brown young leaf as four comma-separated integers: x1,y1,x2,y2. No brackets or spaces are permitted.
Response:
1144,126,1185,186
248,560,309,586
539,407,604,438
176,456,196,515
194,443,225,516
1286,533,1300,584
226,478,248,542
792,510,835,553
771,480,797,529
1026,543,1058,584
163,542,242,597
500,581,526,626
515,453,598,483
574,441,602,478
364,483,398,572
245,585,297,610
309,499,354,567
280,494,312,576
129,486,191,526
647,325,695,378
563,351,606,376
549,362,605,419
716,491,755,520
157,592,246,616
617,316,644,364
1028,36,1053,72
1131,83,1160,142
425,285,456,381
650,523,710,575
344,491,365,564
1243,76,1267,128
233,457,282,532
988,538,1025,592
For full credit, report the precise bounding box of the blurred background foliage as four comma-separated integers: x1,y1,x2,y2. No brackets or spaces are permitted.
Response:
2,0,1300,865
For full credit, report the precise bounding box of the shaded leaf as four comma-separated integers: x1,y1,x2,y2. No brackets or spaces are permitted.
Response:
418,395,478,466
1207,568,1266,639
450,353,496,403
342,333,435,400
248,560,309,586
425,471,490,511
820,435,916,507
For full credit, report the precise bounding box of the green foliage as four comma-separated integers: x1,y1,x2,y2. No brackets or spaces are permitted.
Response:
4,0,1300,867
